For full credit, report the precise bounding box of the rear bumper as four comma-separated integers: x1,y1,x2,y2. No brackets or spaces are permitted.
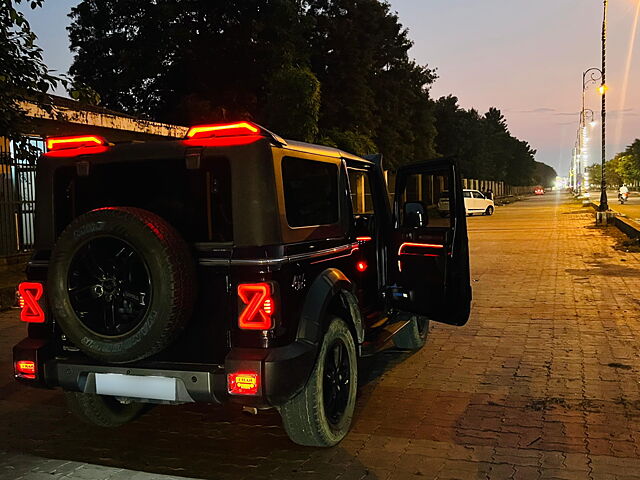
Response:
13,337,317,407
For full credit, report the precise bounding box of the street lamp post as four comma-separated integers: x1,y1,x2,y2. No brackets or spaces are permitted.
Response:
599,0,609,211
579,69,602,197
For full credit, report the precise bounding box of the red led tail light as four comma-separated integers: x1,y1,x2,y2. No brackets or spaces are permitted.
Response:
186,122,260,140
18,282,45,323
15,360,36,380
237,283,275,330
227,372,260,395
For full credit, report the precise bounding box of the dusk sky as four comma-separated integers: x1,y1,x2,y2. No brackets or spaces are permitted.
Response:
22,1,640,176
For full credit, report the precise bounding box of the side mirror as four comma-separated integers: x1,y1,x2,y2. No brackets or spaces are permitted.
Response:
403,201,428,228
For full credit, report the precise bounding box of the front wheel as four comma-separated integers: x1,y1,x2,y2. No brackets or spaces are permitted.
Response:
279,317,358,447
485,206,494,216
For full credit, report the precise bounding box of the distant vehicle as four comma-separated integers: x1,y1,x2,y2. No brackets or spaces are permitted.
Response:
534,187,545,195
438,189,494,216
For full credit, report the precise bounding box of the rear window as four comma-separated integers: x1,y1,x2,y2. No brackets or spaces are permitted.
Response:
53,157,233,242
282,157,339,227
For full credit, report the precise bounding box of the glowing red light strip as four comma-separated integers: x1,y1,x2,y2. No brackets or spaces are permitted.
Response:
46,135,106,151
398,242,444,257
356,236,372,242
310,245,359,265
186,122,260,139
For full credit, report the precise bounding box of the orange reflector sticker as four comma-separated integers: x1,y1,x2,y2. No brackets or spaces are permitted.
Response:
15,360,36,379
228,372,259,395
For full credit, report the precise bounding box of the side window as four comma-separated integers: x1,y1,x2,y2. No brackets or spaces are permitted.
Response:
348,169,374,215
463,191,472,198
472,191,484,199
401,173,451,228
282,157,339,227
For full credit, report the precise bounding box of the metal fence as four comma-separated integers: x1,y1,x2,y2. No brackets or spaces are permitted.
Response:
0,138,42,257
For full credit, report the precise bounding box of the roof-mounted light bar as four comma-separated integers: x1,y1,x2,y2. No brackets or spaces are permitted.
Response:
185,122,261,140
46,135,108,151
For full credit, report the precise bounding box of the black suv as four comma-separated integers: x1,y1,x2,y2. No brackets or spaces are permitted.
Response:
13,122,471,447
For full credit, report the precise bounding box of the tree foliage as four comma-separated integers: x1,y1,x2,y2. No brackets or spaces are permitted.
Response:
68,0,544,180
0,0,60,160
68,0,437,168
588,139,640,187
433,96,539,185
532,161,557,188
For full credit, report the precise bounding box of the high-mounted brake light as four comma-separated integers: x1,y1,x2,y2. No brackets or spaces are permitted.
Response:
15,360,36,380
46,135,107,151
238,283,275,330
186,122,260,140
18,282,45,323
227,372,260,395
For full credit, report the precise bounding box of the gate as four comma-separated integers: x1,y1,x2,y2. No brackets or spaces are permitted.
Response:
0,138,42,256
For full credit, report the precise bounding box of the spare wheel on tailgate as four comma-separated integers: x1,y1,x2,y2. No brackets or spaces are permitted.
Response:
48,207,196,363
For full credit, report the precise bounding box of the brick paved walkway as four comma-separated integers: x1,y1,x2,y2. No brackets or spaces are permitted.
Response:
1,193,640,479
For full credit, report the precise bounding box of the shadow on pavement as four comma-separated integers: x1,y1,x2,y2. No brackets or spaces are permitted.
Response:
0,348,417,480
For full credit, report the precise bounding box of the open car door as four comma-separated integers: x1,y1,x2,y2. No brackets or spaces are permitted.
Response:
389,158,471,326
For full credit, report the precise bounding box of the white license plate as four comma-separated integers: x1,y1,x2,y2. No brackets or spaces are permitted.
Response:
95,373,177,401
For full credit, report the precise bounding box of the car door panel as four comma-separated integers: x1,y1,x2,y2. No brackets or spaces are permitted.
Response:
389,159,472,326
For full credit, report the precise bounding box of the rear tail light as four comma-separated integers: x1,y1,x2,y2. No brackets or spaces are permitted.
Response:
14,360,36,380
237,283,275,330
227,372,260,395
18,282,45,323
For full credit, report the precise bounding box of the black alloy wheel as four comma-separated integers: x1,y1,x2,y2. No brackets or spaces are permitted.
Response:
68,236,151,337
322,339,352,426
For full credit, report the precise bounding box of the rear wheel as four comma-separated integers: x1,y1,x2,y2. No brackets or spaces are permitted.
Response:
65,391,149,427
485,206,494,216
279,317,358,447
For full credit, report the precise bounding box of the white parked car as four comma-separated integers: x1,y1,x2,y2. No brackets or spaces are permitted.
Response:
437,189,495,216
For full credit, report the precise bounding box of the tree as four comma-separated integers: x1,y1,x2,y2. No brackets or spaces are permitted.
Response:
68,0,309,125
532,161,557,188
69,0,438,166
1,0,60,161
264,66,321,143
305,0,437,167
433,97,540,185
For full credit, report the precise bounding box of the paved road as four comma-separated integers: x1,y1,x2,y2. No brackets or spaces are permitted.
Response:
2,193,640,479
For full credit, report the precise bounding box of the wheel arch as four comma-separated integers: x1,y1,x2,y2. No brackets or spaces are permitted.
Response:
297,268,364,351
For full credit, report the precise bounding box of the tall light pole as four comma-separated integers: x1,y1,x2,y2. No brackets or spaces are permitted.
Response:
599,0,609,211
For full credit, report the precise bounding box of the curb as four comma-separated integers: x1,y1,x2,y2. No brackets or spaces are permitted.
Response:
587,202,640,239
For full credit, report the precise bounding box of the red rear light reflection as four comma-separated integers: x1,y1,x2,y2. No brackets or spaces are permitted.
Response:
15,360,36,379
18,282,45,323
228,372,260,395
